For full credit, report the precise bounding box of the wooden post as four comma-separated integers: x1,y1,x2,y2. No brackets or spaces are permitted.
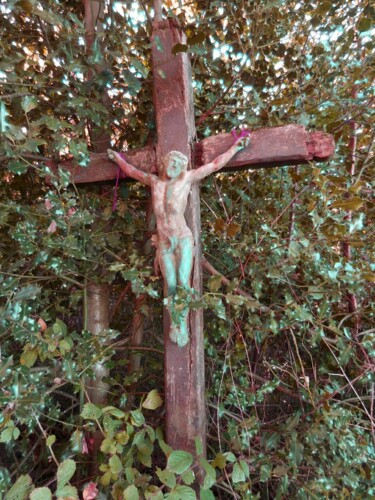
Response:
151,19,206,454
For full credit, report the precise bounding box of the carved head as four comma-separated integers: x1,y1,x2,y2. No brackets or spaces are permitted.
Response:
161,151,188,179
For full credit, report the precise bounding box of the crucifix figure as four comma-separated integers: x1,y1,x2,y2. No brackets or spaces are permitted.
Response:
108,134,250,347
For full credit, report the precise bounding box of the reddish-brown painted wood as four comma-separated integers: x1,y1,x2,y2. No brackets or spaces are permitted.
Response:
151,19,206,455
47,146,156,184
50,125,334,184
195,125,335,171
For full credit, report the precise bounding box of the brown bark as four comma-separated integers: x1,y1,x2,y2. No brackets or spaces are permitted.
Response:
85,282,110,478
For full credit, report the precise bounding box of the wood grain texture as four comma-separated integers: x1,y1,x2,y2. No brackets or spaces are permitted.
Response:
51,125,334,184
152,19,206,455
194,124,335,171
48,146,156,184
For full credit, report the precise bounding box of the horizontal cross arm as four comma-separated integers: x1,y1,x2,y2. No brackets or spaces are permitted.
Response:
195,124,334,172
48,125,334,184
47,145,156,184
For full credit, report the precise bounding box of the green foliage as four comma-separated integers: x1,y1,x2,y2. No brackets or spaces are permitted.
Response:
1,0,374,498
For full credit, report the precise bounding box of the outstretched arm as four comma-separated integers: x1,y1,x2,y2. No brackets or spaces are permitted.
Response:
187,135,250,183
108,150,155,186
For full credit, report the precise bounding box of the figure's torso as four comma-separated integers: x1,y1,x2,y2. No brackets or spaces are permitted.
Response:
151,175,192,240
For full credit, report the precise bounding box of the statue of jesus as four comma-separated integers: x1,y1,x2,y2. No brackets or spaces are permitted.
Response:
108,134,250,346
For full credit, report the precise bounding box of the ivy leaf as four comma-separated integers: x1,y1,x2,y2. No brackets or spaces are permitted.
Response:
232,460,249,483
0,102,11,133
330,197,364,211
56,459,76,488
14,284,41,301
167,450,193,474
357,17,371,32
208,275,222,292
20,349,38,368
171,43,188,55
187,31,205,45
21,96,38,114
142,389,163,410
30,488,52,500
4,474,33,500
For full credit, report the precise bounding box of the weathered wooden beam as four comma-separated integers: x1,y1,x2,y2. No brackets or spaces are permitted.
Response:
50,125,334,184
195,125,335,171
48,145,156,184
151,18,206,456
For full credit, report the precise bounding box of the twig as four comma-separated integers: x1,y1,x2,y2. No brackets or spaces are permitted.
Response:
202,256,271,312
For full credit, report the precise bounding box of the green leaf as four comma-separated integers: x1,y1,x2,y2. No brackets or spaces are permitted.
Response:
142,389,163,410
0,102,11,132
144,486,163,499
187,31,205,45
211,453,226,469
199,457,216,489
54,485,78,498
21,96,38,114
30,487,52,500
200,489,215,500
102,406,126,418
357,17,371,32
174,485,196,499
130,409,145,427
208,275,222,292
46,435,56,447
156,468,176,488
171,43,188,55
20,349,38,368
181,469,195,485
195,436,203,456
0,356,13,378
124,485,139,500
232,461,247,483
167,450,193,474
81,403,102,420
56,459,76,488
330,197,364,211
5,474,32,500
272,465,288,477
109,454,122,475
14,284,41,301
260,463,272,482
1,426,14,444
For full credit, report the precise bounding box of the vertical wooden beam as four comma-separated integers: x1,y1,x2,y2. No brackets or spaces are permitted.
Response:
151,19,206,454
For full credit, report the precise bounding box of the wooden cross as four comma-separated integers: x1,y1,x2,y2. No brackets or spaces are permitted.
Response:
50,19,334,455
